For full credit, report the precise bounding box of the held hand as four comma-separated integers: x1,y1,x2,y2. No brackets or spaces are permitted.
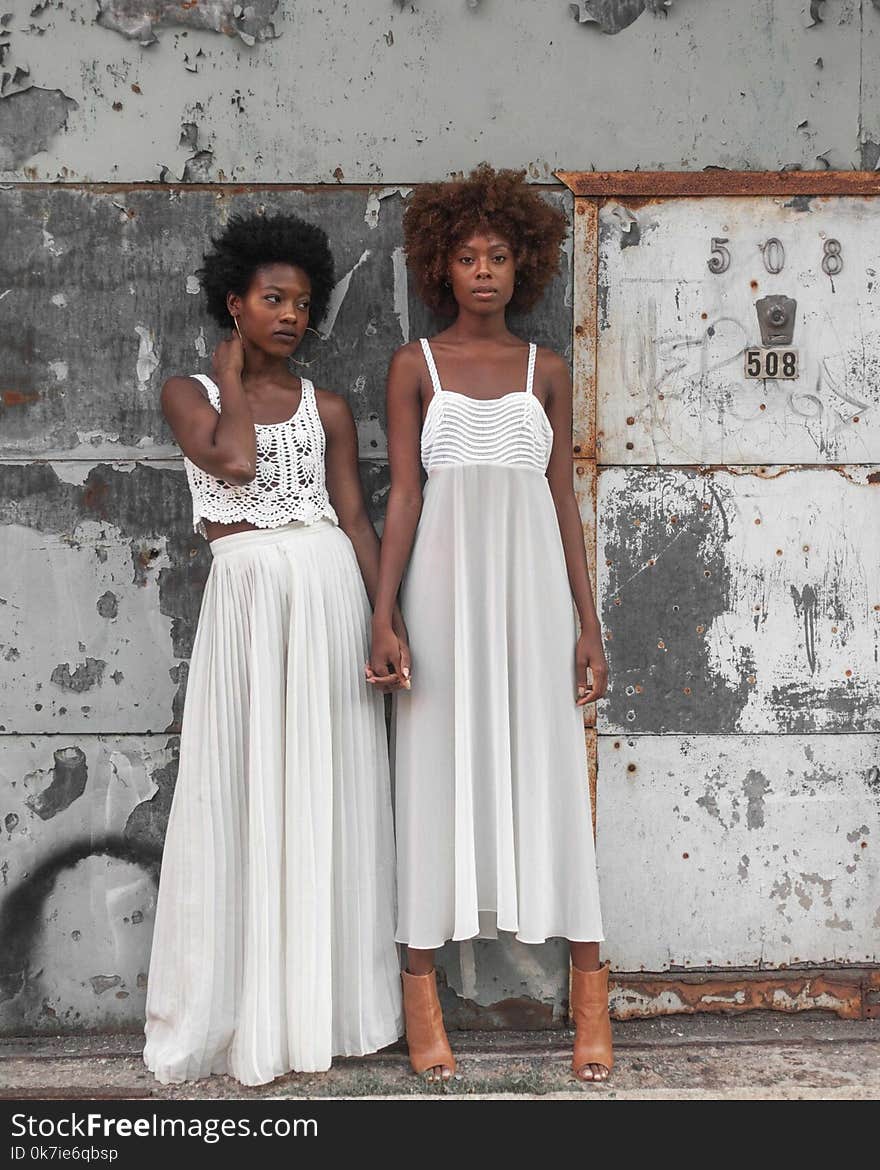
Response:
212,332,245,380
575,627,608,706
367,622,411,693
391,607,412,686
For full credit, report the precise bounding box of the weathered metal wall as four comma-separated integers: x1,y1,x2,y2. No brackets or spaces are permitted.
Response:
3,2,880,1036
578,183,880,1016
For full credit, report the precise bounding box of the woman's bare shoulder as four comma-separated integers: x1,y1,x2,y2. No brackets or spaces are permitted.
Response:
160,374,213,417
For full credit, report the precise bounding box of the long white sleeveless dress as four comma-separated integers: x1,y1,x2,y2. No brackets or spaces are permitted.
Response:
144,375,402,1085
393,340,604,950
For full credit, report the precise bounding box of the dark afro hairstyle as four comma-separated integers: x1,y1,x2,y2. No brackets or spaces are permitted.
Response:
402,164,568,315
199,212,335,329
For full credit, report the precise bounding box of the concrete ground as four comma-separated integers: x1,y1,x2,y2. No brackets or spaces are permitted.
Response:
1,1015,879,1100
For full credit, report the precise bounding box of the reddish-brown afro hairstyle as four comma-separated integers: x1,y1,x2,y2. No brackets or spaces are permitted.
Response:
402,164,568,315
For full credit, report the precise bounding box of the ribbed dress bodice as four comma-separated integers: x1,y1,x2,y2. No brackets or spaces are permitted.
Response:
418,339,553,474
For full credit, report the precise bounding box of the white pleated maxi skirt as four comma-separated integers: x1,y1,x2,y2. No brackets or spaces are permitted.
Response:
393,464,605,950
144,520,403,1086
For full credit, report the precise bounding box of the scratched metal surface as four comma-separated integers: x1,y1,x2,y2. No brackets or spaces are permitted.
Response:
0,185,569,460
597,465,880,735
597,196,880,465
596,733,880,970
0,185,416,462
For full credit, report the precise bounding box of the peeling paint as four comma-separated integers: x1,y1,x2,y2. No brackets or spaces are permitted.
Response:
391,245,409,344
569,1,672,35
96,591,118,620
50,659,106,694
743,769,770,830
364,186,411,230
95,0,279,47
134,326,159,388
24,747,88,821
181,149,214,183
0,87,76,170
318,250,371,340
89,974,121,996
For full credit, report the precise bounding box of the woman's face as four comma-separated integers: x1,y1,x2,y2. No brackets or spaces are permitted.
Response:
447,230,515,313
227,263,312,355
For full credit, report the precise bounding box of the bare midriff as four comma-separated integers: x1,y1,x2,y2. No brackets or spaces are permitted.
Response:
204,519,263,543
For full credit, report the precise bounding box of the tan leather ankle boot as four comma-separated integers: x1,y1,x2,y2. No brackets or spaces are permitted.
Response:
402,968,456,1078
570,960,613,1078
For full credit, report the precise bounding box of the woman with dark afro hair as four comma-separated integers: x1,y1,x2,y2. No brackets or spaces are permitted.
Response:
143,212,403,1086
369,167,611,1084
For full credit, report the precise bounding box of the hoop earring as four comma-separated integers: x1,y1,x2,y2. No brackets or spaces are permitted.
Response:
306,326,323,338
232,316,244,343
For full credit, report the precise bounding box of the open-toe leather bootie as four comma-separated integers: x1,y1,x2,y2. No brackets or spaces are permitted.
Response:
570,961,613,1081
402,969,456,1080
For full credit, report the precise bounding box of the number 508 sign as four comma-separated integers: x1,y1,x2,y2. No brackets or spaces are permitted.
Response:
744,347,798,379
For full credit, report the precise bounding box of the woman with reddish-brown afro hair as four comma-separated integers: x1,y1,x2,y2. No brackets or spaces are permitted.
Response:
369,165,612,1087
402,164,568,316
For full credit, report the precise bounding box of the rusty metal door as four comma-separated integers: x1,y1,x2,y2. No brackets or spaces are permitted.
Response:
563,171,880,1019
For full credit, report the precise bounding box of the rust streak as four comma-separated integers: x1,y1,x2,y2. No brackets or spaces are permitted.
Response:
1,391,39,406
610,972,869,1020
586,727,597,836
556,170,880,198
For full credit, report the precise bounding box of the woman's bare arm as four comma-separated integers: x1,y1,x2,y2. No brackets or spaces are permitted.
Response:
369,344,426,677
160,336,257,485
321,390,385,605
322,390,409,688
542,349,608,705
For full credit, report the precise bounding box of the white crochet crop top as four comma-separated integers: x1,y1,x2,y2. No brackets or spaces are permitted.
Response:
183,374,339,536
419,339,553,475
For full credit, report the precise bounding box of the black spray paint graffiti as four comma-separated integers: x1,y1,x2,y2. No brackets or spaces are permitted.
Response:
0,837,162,1006
790,584,819,675
0,742,177,1017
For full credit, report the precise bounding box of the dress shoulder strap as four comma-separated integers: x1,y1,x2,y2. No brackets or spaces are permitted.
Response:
419,338,443,397
525,343,537,397
299,377,320,424
190,373,221,411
